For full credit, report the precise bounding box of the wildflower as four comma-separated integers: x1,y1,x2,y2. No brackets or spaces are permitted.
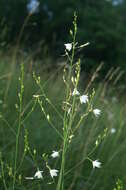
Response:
72,88,80,96
111,128,116,134
34,170,43,179
50,169,58,178
92,160,101,169
64,43,72,51
25,169,43,180
80,95,88,104
27,0,40,14
93,109,101,117
51,151,59,158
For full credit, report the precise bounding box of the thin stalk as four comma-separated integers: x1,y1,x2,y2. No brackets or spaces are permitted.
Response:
13,64,24,190
4,14,31,102
38,99,63,139
36,80,63,120
21,99,37,124
56,13,77,190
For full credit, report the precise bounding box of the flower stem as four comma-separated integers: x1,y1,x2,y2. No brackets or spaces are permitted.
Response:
13,64,24,190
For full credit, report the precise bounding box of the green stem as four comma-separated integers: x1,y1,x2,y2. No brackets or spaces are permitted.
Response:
56,12,77,190
13,64,24,190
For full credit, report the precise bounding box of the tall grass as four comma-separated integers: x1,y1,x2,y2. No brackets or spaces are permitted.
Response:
0,13,125,190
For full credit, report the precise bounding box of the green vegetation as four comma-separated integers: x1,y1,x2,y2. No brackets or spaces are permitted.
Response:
0,42,126,190
0,7,126,190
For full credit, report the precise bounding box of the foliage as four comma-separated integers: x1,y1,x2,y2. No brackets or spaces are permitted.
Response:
0,45,126,190
0,14,126,190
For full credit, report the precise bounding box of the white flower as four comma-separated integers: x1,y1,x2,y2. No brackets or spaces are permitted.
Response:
64,43,72,51
27,0,39,14
80,95,88,104
72,88,80,96
93,109,101,117
25,169,43,180
34,170,43,179
50,169,58,178
92,160,101,169
51,151,59,158
111,128,116,134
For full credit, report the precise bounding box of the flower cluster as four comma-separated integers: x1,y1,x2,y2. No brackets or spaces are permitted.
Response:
72,88,101,117
72,88,88,103
25,150,59,180
71,88,102,168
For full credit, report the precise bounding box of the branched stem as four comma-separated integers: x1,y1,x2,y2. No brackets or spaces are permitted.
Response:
56,12,78,190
